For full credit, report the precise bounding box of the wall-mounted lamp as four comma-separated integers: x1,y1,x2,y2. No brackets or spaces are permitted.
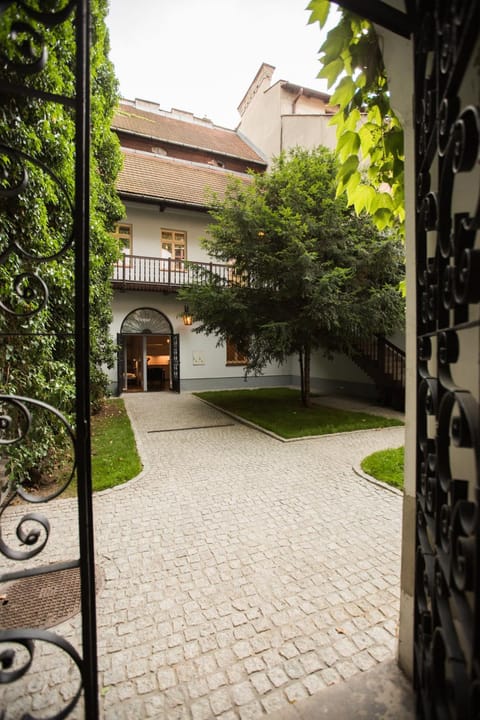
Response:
182,305,193,326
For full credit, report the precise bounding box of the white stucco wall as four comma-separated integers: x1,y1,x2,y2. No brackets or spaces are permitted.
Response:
237,83,283,162
374,24,416,680
121,202,211,262
281,115,338,153
110,291,295,394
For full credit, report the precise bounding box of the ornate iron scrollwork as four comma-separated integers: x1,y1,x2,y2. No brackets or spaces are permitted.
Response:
414,1,479,717
0,1,97,718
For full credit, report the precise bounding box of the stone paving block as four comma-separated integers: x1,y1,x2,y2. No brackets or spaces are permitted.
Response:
227,663,247,684
267,666,289,688
284,658,304,680
233,640,252,659
239,699,264,719
285,681,309,703
261,690,290,714
303,671,327,695
157,667,177,691
232,680,256,706
191,697,212,720
250,671,273,695
368,644,393,662
210,687,233,715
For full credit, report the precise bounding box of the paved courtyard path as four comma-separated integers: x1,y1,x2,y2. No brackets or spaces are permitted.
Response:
2,391,405,719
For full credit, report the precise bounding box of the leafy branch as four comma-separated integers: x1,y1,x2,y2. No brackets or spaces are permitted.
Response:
308,0,405,233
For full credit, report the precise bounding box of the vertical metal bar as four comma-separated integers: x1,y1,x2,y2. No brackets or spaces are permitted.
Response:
75,0,98,716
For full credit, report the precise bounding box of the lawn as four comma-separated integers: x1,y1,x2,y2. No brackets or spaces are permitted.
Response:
90,398,142,491
194,387,403,439
361,446,404,490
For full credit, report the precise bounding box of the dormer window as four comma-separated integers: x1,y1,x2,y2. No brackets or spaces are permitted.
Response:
207,159,225,168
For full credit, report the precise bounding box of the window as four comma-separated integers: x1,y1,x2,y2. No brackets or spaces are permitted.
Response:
226,339,248,366
113,223,132,263
161,229,186,268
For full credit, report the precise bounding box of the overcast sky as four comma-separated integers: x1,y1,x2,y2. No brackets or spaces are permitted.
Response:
106,0,339,128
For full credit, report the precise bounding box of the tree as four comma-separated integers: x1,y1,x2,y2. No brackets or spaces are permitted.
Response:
181,147,404,407
307,0,405,233
0,0,123,486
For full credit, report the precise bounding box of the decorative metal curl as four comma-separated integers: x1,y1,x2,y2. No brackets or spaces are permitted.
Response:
0,511,50,561
0,270,49,318
0,145,74,264
0,1,76,27
0,1,76,77
430,626,469,719
0,628,83,720
0,20,47,75
0,396,76,561
0,396,30,445
437,390,479,484
451,500,477,592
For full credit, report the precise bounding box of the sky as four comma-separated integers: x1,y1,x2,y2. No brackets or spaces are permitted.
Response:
106,0,339,129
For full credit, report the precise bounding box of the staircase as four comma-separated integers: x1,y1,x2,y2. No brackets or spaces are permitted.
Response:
350,335,405,411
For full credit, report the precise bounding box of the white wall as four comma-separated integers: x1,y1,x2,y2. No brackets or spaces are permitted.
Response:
282,115,338,154
123,202,212,262
238,83,283,162
110,291,294,394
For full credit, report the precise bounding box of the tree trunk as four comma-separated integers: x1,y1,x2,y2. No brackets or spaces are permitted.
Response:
303,345,311,408
299,350,305,405
299,345,311,407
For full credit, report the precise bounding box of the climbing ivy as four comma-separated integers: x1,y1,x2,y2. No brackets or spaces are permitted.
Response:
307,0,405,233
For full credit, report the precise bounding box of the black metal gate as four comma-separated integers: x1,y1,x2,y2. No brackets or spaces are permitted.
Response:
414,1,479,717
0,2,98,718
171,333,180,393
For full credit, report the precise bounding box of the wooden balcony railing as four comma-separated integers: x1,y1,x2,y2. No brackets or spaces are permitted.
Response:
112,255,243,291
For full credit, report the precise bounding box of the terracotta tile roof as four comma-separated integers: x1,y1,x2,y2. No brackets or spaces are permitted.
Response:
113,102,265,164
117,149,251,207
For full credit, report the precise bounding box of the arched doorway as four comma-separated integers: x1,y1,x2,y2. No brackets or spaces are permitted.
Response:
118,307,180,393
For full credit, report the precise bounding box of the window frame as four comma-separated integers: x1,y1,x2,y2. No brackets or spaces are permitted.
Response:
113,222,133,265
226,339,248,366
161,228,187,269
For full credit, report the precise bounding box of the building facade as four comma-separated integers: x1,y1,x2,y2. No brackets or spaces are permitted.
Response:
109,85,379,398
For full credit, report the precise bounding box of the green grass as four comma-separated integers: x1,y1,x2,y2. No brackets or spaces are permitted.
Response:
90,398,142,491
194,387,403,439
361,446,404,490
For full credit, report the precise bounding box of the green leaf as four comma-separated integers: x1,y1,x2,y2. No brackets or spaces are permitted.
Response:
352,183,377,215
307,0,331,27
318,58,344,88
320,23,353,65
343,108,361,132
338,154,359,184
367,104,383,126
337,130,360,161
330,76,357,108
345,170,361,198
373,208,394,230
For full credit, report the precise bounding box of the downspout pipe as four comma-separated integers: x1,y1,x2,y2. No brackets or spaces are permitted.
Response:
292,87,304,114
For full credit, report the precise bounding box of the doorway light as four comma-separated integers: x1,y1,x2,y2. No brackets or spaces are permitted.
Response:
182,305,193,326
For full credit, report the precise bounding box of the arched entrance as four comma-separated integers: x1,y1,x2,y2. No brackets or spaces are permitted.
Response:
118,307,180,393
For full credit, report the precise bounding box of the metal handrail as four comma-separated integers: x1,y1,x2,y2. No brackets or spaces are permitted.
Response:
112,254,242,287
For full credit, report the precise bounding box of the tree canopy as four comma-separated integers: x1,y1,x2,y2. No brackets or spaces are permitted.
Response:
0,0,123,484
308,0,405,233
181,147,404,406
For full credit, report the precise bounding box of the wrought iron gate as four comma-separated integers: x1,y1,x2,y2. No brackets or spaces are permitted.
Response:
0,1,98,718
414,1,479,717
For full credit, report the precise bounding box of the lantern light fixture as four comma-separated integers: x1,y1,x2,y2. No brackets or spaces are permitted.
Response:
182,305,193,326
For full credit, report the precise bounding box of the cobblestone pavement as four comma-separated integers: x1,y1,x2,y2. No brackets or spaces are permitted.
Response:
2,391,405,719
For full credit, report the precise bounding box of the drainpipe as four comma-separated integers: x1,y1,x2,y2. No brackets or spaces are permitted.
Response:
281,87,304,155
292,87,304,114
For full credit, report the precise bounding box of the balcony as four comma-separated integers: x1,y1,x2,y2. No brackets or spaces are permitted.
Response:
112,255,240,292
